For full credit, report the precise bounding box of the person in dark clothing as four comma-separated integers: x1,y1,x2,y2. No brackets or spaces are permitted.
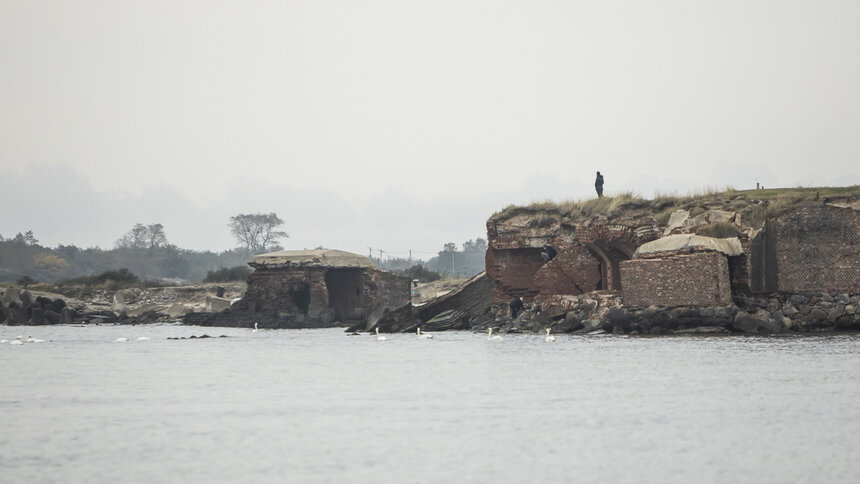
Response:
509,297,524,318
595,171,604,198
540,245,557,262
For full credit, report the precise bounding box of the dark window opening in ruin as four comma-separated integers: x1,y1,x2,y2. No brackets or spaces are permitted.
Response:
289,284,310,314
325,268,364,322
596,261,604,290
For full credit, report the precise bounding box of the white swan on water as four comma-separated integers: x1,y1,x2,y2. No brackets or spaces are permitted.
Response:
545,328,555,342
136,336,150,341
27,336,45,343
9,340,23,345
488,328,503,341
417,327,433,339
376,327,386,341
252,322,259,332
114,337,128,342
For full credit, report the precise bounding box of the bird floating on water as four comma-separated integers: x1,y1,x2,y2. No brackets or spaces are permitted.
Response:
488,328,503,341
9,340,23,345
136,336,150,341
114,337,128,342
252,322,259,332
376,327,386,341
417,327,433,339
545,328,555,342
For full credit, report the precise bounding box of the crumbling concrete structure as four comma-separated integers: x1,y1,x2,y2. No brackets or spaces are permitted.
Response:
238,249,410,325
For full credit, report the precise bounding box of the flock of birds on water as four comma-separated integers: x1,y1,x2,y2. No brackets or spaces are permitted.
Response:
1,322,559,344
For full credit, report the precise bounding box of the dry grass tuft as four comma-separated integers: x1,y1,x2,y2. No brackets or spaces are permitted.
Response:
490,185,860,226
527,213,558,227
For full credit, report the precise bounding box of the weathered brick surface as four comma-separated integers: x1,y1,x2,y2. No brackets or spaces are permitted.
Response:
486,247,546,302
533,245,602,296
620,252,732,307
750,205,860,293
244,267,409,324
486,218,657,302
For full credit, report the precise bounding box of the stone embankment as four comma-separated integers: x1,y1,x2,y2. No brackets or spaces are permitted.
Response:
0,283,245,326
477,291,860,336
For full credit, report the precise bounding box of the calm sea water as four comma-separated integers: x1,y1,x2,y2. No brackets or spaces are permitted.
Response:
1,324,859,484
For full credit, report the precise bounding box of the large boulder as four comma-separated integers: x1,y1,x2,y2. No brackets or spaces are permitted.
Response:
554,311,583,333
2,287,21,307
35,295,53,308
44,310,61,325
733,310,773,333
662,210,690,236
27,307,45,325
205,295,233,312
165,303,191,319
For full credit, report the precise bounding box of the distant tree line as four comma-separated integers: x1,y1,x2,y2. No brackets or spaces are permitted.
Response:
372,238,487,280
0,212,289,285
0,216,486,286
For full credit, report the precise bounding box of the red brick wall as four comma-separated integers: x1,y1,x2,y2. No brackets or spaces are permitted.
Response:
534,245,601,295
771,206,860,293
620,252,732,307
486,248,545,302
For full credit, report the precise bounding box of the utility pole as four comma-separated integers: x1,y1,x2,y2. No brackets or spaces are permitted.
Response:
368,246,372,258
409,249,412,261
378,249,384,260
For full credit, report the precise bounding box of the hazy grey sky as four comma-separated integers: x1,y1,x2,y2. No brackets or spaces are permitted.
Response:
1,1,858,258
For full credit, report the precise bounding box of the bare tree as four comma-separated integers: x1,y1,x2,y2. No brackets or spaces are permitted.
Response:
115,223,168,249
146,223,167,248
228,212,288,254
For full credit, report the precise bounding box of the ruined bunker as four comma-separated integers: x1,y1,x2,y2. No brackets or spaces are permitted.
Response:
242,249,410,325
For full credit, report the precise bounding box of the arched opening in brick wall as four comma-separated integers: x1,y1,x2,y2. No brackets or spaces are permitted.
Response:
584,240,633,290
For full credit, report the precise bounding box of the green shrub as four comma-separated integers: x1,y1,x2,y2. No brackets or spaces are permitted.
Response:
696,222,740,238
397,265,441,283
55,268,144,289
204,265,252,283
16,275,37,287
689,205,707,217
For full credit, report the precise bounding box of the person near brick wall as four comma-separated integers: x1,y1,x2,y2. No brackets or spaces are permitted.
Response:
510,297,524,318
595,171,604,198
541,245,557,262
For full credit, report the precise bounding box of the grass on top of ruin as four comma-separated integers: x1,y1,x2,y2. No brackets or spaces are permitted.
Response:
491,185,860,228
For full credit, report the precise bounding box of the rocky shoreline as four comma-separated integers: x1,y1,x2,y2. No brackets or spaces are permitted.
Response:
2,281,858,337
0,283,245,326
477,291,860,336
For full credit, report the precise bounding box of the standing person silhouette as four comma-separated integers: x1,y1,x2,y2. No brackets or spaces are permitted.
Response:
595,171,604,198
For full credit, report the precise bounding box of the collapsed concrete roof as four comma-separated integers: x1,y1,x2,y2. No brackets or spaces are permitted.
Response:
633,234,744,258
249,249,375,269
